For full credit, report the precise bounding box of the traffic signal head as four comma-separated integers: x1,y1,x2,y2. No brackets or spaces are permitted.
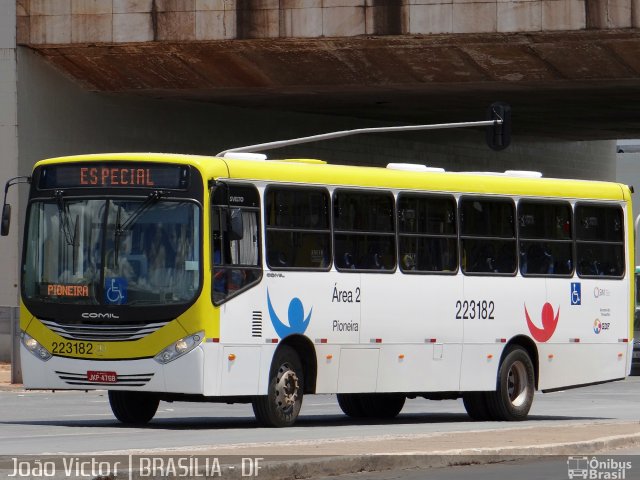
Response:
486,102,511,151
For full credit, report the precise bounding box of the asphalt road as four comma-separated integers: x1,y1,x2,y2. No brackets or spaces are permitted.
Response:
0,377,639,456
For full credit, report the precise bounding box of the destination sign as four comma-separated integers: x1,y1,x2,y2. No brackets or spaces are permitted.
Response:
38,163,189,190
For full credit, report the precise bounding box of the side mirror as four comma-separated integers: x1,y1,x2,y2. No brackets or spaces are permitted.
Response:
486,102,511,151
228,208,244,241
1,204,11,236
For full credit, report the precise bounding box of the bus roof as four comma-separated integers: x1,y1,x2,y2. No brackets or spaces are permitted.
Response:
34,152,630,201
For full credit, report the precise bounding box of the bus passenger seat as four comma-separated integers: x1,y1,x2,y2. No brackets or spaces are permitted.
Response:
343,253,355,269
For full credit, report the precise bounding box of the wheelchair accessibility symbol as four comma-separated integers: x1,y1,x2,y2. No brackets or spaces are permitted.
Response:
105,277,127,305
571,282,581,306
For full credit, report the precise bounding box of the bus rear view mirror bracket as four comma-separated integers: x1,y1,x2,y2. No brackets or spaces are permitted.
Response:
1,176,31,237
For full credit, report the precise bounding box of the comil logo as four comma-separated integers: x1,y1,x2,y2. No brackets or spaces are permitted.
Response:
567,456,632,479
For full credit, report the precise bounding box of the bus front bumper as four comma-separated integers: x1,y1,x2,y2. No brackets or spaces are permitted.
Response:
19,344,206,394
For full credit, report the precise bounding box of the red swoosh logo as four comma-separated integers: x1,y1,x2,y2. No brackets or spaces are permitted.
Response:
525,302,559,342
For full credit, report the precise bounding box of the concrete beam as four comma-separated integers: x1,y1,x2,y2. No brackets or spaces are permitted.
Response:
21,30,640,139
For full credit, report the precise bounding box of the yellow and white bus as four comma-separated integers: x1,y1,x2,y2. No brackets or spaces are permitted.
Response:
5,151,634,426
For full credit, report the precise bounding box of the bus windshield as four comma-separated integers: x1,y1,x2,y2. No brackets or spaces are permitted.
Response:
23,198,200,306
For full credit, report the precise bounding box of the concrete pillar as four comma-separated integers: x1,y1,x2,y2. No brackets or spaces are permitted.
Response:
0,0,19,308
616,151,640,265
0,0,19,366
632,0,640,26
586,0,633,28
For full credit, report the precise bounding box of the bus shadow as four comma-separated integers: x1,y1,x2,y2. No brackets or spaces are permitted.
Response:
0,413,609,431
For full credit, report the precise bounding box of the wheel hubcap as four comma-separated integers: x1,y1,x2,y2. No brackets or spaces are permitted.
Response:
275,363,299,412
507,360,529,407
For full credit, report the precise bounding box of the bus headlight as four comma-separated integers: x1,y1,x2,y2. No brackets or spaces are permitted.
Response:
21,332,52,361
154,331,204,364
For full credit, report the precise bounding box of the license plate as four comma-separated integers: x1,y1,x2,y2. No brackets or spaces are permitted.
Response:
87,371,117,383
633,351,640,359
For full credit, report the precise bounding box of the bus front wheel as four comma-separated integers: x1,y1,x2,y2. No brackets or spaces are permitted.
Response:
108,391,160,425
337,393,365,418
252,345,304,427
485,346,535,421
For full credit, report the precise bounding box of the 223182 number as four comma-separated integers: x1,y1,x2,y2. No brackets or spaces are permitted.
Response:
455,300,495,320
51,341,94,355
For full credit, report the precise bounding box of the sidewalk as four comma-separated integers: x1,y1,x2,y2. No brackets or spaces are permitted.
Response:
0,363,14,389
126,422,640,457
99,422,640,479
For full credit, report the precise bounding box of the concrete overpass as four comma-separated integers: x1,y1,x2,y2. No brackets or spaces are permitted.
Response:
14,0,640,140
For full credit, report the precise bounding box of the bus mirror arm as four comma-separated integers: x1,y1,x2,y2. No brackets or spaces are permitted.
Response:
1,176,31,237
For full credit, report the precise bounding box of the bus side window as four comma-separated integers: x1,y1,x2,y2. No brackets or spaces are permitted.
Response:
211,184,262,304
265,186,331,270
460,197,516,275
333,190,396,272
518,200,572,277
575,203,624,278
398,194,457,273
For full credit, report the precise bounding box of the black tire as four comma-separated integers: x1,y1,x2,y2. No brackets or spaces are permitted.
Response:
360,393,405,418
108,391,160,425
338,393,405,419
337,393,366,418
252,345,304,427
462,392,492,421
485,346,535,421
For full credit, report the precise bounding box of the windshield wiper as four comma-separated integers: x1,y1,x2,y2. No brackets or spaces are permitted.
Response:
115,190,166,237
55,190,76,246
113,190,166,263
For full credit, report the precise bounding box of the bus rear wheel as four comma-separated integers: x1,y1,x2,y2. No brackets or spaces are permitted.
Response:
485,346,535,421
462,392,491,421
252,346,304,427
108,391,160,425
360,393,405,418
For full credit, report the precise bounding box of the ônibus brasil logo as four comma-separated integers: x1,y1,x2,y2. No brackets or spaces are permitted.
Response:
267,289,312,338
524,302,559,342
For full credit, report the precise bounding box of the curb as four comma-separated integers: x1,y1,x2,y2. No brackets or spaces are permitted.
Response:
70,432,639,480
203,433,640,480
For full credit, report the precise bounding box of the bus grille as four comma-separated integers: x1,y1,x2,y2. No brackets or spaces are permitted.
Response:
55,371,154,387
40,319,169,342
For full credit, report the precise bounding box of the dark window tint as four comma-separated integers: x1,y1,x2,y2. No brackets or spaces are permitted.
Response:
518,202,572,240
576,204,624,277
575,204,623,242
265,187,331,269
460,197,516,275
461,198,515,238
518,201,573,276
334,192,394,233
334,190,395,271
398,194,457,273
